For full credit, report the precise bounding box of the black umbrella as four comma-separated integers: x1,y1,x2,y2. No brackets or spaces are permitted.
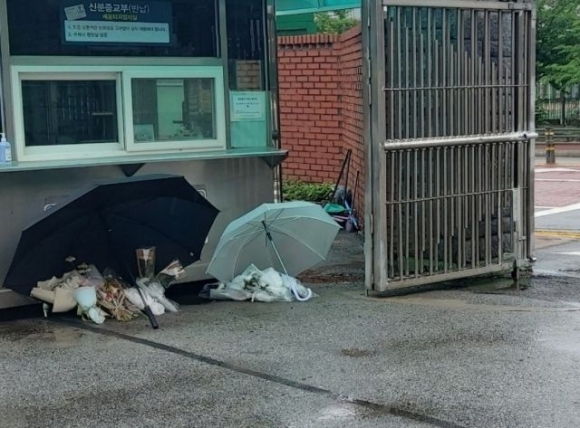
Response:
4,174,219,325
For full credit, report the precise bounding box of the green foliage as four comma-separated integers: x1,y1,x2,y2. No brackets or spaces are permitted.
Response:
283,180,334,202
535,100,550,125
537,0,580,91
314,10,359,35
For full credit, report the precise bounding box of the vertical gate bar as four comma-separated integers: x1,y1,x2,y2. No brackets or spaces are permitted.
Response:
475,144,482,265
414,149,420,278
412,8,418,139
492,61,498,134
511,10,516,132
389,13,396,141
405,25,411,140
389,151,396,278
485,146,492,265
420,11,426,138
507,143,514,254
398,150,404,279
457,9,464,136
498,142,504,263
442,9,448,136
405,150,411,277
450,145,456,269
429,148,435,275
397,8,404,139
498,11,504,133
457,144,464,268
449,37,455,136
478,34,484,136
470,144,476,268
436,147,441,272
443,146,449,272
491,142,498,263
421,148,426,271
470,9,477,135
434,13,441,137
517,11,528,134
484,9,491,134
427,8,433,137
464,50,470,135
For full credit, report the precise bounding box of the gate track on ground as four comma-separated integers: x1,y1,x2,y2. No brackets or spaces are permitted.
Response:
55,318,467,428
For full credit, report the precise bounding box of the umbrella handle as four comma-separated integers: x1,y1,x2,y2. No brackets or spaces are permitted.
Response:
143,305,159,329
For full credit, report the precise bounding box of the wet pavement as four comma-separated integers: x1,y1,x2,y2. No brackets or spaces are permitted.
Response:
1,231,580,428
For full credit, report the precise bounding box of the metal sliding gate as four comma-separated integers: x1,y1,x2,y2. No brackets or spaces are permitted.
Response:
363,0,536,292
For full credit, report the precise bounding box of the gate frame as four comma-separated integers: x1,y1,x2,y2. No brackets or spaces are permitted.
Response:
362,0,537,294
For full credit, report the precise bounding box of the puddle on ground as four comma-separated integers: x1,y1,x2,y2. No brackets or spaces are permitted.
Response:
317,403,359,421
358,294,580,313
0,322,84,348
538,334,580,356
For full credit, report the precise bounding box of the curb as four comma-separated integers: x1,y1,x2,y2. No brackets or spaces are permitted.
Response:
535,229,580,239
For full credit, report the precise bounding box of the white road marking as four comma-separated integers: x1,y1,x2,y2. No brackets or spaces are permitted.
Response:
536,168,579,173
535,206,556,209
535,178,580,182
535,202,580,217
557,252,580,256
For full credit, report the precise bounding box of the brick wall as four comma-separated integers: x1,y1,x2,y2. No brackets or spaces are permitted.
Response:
235,60,262,90
278,28,365,221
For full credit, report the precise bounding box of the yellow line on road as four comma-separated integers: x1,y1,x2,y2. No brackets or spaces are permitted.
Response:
535,229,580,239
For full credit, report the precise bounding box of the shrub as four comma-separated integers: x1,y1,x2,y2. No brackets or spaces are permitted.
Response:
283,180,334,203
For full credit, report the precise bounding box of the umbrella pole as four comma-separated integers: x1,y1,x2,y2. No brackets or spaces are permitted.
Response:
261,221,313,302
261,221,289,276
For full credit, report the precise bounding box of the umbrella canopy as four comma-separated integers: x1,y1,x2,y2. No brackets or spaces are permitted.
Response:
4,174,219,295
206,201,340,282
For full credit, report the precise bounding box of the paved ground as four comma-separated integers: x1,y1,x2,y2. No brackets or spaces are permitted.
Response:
535,158,580,231
2,231,580,428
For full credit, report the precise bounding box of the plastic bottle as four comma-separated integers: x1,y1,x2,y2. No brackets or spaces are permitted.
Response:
0,133,12,164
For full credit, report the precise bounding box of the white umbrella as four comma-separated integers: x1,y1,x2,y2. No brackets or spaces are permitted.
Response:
206,201,340,284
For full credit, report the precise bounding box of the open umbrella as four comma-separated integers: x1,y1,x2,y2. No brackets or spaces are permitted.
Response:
206,201,340,284
4,174,219,326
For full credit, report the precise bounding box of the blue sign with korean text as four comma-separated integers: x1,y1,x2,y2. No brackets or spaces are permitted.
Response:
60,1,173,45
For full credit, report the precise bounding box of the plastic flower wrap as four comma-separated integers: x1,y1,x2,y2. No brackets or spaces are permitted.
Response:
152,259,186,289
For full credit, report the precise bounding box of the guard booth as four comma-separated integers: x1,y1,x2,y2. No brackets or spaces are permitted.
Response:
0,0,285,307
362,0,536,293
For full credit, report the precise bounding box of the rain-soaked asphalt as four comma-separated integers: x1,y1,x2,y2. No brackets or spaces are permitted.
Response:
1,232,580,428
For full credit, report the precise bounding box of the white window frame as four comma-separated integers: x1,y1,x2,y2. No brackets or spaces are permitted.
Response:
122,66,226,152
11,66,125,162
10,65,226,162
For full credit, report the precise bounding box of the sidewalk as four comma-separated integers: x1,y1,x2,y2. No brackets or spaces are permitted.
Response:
1,232,579,428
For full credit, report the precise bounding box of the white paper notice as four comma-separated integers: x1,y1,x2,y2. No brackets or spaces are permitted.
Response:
231,92,266,122
64,4,87,21
64,20,170,44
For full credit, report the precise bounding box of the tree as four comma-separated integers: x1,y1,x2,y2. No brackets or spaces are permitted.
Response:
314,10,359,35
536,0,580,124
537,0,580,88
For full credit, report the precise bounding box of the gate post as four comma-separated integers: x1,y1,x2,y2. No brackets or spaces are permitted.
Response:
362,0,388,293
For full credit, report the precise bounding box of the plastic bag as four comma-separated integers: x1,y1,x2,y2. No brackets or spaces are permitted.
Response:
125,287,165,316
144,282,179,312
210,284,253,301
201,265,314,303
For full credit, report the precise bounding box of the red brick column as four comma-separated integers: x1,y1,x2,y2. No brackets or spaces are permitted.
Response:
277,28,365,222
278,34,344,183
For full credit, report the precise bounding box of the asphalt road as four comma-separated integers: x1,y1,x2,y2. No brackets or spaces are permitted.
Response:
1,232,580,428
